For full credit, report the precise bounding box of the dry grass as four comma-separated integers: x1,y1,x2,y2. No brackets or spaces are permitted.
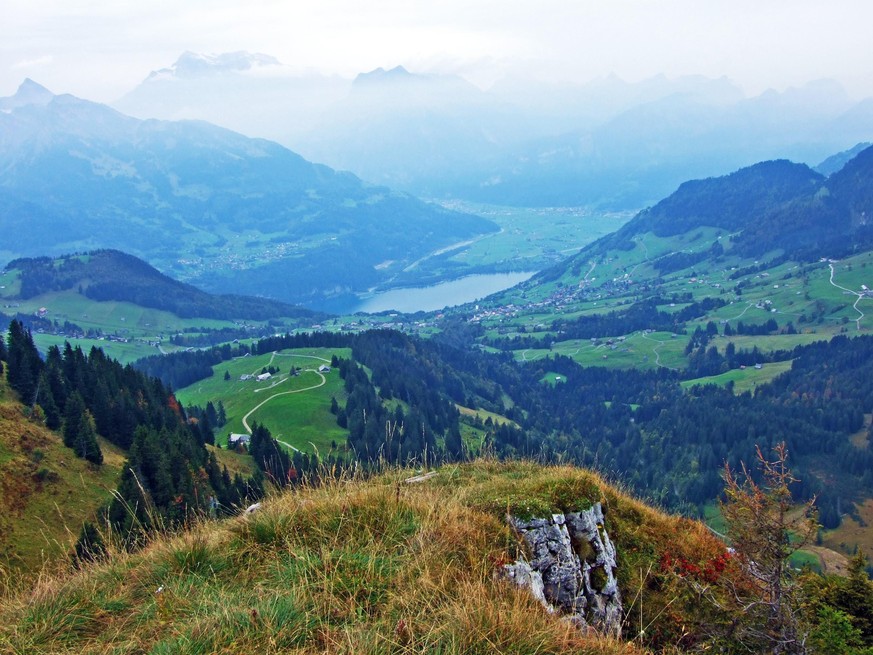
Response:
0,379,123,587
0,460,726,654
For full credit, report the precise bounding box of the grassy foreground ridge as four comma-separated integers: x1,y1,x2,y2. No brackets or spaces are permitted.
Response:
0,460,724,654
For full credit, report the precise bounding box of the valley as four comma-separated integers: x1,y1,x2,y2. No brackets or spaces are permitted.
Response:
2,123,873,655
6,3,873,649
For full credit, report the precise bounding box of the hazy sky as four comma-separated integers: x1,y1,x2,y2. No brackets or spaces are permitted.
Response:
3,0,873,102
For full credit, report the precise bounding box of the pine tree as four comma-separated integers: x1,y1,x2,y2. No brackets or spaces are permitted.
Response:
63,391,86,449
445,424,464,460
38,370,62,430
60,390,103,464
6,320,41,403
74,410,103,465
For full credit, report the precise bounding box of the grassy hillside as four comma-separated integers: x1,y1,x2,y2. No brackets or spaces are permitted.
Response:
175,347,352,454
0,460,728,654
0,254,322,365
477,233,873,375
0,377,123,582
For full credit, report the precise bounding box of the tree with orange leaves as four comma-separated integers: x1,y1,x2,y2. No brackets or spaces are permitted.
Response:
719,442,818,654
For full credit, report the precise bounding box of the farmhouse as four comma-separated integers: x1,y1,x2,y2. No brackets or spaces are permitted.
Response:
240,374,252,381
318,365,331,373
256,372,272,381
228,433,250,447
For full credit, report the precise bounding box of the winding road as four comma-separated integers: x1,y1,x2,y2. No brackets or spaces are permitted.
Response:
829,263,868,330
240,352,334,435
241,369,327,433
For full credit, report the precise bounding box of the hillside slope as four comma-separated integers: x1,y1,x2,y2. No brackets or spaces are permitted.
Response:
531,145,873,290
0,81,497,307
0,460,726,653
0,376,124,578
3,250,317,321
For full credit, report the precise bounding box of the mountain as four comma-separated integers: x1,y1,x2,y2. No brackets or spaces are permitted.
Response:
144,50,281,80
114,52,347,148
815,141,873,177
535,145,873,286
116,57,873,208
0,78,53,111
0,81,497,307
3,250,318,320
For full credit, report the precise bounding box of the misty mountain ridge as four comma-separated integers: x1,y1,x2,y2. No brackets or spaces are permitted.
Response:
815,141,873,176
0,81,497,307
115,52,873,208
145,51,282,82
0,78,54,112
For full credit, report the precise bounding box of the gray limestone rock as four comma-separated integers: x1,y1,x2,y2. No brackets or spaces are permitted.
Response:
504,502,622,636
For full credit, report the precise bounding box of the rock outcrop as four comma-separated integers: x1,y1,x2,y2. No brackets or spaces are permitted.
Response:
504,502,622,636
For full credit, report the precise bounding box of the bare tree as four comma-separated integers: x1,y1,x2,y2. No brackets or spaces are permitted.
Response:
718,442,818,654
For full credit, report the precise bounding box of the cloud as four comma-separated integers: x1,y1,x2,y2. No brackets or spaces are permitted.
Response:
12,55,54,70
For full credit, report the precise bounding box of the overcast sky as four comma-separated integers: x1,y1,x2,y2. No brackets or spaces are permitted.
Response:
3,0,873,102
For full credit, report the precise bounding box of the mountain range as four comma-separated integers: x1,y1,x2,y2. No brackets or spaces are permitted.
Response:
0,80,496,307
115,52,873,208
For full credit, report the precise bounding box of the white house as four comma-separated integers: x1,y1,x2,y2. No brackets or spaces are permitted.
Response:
256,372,272,382
318,365,331,373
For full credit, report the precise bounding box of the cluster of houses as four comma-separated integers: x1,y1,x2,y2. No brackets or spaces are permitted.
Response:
239,364,331,383
238,372,275,382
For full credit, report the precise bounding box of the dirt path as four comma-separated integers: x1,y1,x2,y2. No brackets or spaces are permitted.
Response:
241,370,326,433
640,331,677,370
729,301,755,321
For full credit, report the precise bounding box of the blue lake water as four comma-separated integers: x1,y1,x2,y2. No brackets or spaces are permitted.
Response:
339,271,535,314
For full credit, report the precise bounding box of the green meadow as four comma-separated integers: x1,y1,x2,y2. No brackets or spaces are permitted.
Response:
681,360,794,394
176,348,351,455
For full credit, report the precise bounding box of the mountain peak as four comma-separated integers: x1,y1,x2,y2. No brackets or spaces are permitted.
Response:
353,65,414,85
0,78,54,111
144,51,281,82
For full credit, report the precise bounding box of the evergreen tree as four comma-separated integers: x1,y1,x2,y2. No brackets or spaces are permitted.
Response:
63,391,86,449
205,400,218,427
718,443,817,653
38,370,62,430
63,392,103,464
445,424,464,460
74,410,103,465
6,320,41,403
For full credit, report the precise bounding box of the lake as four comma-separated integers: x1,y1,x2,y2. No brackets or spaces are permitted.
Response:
335,271,535,314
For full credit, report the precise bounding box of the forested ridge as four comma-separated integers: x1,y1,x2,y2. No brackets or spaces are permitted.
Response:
1,320,265,553
4,250,317,320
540,144,873,286
134,326,873,524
